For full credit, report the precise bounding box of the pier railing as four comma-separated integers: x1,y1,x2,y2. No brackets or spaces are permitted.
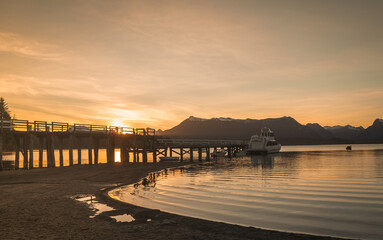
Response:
0,119,155,136
158,139,247,147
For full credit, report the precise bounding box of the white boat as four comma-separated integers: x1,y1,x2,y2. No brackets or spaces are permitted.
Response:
159,156,180,162
247,127,281,154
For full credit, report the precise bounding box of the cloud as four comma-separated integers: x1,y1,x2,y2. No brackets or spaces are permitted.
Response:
0,32,64,61
0,1,382,129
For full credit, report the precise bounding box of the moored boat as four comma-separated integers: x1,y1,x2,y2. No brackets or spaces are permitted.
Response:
247,127,281,154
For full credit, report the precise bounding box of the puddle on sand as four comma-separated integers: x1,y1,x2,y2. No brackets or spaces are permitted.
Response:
74,195,137,223
75,195,115,218
111,214,135,223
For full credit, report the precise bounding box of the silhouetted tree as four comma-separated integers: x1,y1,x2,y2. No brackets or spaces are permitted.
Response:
0,97,11,121
0,97,14,152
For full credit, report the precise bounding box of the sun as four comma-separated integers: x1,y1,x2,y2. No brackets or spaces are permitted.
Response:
111,119,125,127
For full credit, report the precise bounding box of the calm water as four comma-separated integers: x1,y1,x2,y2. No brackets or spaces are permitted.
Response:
109,145,383,240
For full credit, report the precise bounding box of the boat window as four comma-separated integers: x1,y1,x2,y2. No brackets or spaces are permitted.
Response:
266,141,277,146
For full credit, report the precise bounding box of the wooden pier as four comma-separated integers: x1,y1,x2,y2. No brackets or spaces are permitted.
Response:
0,119,248,170
157,139,248,162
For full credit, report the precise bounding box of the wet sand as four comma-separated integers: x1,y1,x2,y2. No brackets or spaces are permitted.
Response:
0,163,348,240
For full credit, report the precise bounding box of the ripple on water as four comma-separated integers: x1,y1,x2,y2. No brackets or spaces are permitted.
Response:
109,149,383,240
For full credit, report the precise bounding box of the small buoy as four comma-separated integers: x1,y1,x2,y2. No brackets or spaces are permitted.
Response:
346,146,352,151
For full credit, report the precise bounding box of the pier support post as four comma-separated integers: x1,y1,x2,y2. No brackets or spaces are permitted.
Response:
143,150,147,163
169,148,173,157
127,147,131,163
47,133,55,168
143,139,147,163
190,148,193,162
153,149,157,163
77,137,82,165
206,147,210,161
88,137,93,165
29,133,34,169
23,134,28,169
94,138,99,164
38,137,43,168
107,134,115,164
152,141,157,163
15,137,20,169
180,147,184,162
46,133,51,168
228,147,232,158
59,137,64,167
69,135,74,166
198,148,202,162
136,150,140,163
121,142,127,164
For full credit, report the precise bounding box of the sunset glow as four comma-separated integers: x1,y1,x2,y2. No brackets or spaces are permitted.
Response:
0,0,382,129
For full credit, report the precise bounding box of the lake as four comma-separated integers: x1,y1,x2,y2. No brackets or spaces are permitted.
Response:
109,144,383,240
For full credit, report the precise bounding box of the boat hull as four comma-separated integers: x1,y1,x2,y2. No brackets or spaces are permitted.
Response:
246,145,281,155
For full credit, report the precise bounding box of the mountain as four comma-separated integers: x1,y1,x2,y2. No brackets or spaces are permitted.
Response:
160,116,332,145
306,123,334,139
324,125,364,141
357,119,383,143
159,116,383,144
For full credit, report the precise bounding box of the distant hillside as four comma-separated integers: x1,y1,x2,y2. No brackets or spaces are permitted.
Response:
357,119,383,143
324,125,364,140
158,116,383,145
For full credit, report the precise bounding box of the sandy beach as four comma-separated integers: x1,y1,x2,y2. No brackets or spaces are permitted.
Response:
0,163,347,240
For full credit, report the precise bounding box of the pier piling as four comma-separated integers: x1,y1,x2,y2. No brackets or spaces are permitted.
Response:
28,134,34,169
1,119,246,171
38,137,43,168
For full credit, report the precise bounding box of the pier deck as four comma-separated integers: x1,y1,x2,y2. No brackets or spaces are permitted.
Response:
0,119,248,170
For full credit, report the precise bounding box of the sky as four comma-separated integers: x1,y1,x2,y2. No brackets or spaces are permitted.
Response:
0,0,382,130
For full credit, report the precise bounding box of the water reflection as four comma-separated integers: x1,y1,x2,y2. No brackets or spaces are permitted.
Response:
111,214,135,223
75,195,137,223
75,195,115,218
109,150,383,240
250,154,275,168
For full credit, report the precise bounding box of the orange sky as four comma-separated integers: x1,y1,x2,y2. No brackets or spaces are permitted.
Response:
0,0,382,129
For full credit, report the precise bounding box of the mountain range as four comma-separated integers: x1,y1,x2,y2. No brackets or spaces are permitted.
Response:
157,116,383,145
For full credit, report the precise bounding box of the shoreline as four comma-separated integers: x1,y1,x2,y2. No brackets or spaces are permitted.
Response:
0,163,348,240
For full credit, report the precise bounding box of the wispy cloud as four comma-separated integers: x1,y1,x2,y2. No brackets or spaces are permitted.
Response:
0,32,65,61
0,1,382,129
